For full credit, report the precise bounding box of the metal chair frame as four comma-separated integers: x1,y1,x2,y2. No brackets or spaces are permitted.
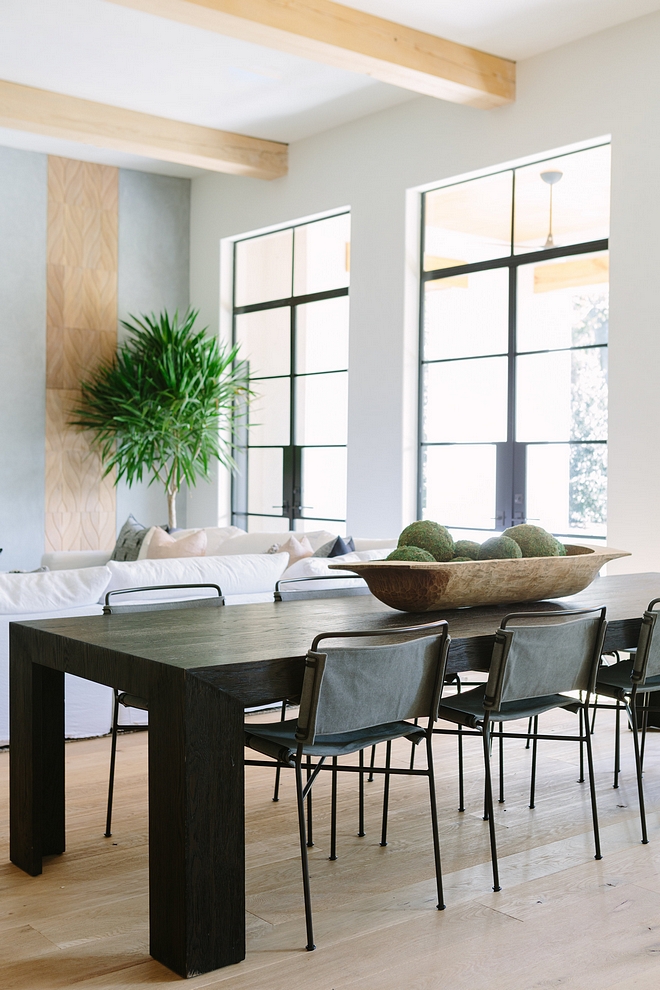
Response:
434,606,607,893
103,583,224,837
244,619,451,951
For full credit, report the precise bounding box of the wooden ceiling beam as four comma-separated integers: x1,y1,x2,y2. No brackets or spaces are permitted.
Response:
109,0,515,108
0,79,288,179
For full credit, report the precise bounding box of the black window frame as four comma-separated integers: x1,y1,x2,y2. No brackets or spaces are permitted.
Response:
418,148,610,539
231,215,350,532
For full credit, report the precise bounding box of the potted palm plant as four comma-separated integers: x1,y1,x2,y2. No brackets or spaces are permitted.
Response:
71,310,250,531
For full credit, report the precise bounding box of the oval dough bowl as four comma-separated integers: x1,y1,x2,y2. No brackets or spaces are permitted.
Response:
329,545,631,612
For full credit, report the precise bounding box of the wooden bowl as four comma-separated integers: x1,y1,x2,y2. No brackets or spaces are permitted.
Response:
329,545,631,612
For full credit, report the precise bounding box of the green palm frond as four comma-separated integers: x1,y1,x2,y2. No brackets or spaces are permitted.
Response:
70,309,251,528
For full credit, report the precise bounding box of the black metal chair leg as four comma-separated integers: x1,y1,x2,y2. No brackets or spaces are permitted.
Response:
582,697,602,860
529,715,539,809
629,691,649,844
272,699,287,802
380,740,392,847
358,749,366,837
640,692,650,771
578,705,585,783
105,689,120,838
368,744,376,782
482,718,501,891
306,754,314,847
498,722,505,804
613,700,621,788
425,735,445,910
409,718,419,770
294,759,316,951
457,722,465,812
525,715,533,750
330,757,338,860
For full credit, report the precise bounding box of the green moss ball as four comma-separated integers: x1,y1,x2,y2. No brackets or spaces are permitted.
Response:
478,536,523,560
502,524,564,558
397,520,455,562
453,540,481,560
556,541,567,556
451,556,473,562
387,545,436,562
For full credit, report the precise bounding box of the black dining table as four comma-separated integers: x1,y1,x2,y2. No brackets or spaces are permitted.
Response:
8,571,658,978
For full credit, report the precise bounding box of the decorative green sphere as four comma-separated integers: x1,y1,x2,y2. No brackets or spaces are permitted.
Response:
453,540,481,560
397,521,454,562
387,546,436,562
478,536,523,560
502,524,564,558
451,556,473,562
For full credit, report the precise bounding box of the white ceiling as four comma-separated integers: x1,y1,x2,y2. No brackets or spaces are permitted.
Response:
0,0,658,176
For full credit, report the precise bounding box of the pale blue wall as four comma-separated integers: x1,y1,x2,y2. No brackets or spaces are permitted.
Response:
0,147,47,571
116,169,191,531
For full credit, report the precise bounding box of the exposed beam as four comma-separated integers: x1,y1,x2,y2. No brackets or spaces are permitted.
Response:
0,79,288,179
108,0,515,108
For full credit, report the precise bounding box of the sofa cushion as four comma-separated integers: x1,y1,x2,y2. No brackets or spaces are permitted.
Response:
138,525,245,558
0,566,111,615
111,514,148,561
314,535,355,558
105,553,289,602
41,550,113,570
276,534,314,566
215,529,336,556
279,549,389,592
145,527,208,558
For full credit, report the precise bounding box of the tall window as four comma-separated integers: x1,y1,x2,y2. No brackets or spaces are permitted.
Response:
232,213,350,533
420,144,610,542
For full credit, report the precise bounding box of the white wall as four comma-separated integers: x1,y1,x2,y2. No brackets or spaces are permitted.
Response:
0,147,47,571
190,11,660,571
116,168,191,531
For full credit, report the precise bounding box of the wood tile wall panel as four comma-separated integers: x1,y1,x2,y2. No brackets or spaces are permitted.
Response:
45,157,118,552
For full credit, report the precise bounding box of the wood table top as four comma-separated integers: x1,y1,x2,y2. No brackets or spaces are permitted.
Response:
13,572,659,676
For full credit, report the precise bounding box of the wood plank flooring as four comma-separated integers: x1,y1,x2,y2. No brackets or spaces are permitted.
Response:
2,703,660,988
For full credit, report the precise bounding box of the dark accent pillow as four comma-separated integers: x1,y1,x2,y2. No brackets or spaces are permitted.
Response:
111,514,148,561
313,535,355,558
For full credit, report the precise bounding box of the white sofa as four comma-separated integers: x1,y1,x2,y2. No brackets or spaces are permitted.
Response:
0,528,397,746
1,551,292,745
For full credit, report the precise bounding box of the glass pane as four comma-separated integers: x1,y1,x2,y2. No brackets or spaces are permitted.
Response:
424,171,512,271
300,447,347,520
516,349,607,443
295,372,348,446
424,267,508,361
514,144,610,253
526,443,607,539
294,519,347,537
247,448,283,515
248,377,290,446
296,296,349,374
517,252,608,353
234,229,293,307
247,516,291,533
423,357,508,443
235,307,290,379
423,444,497,530
293,213,350,296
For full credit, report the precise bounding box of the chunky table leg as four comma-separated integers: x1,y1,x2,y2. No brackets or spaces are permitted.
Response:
10,625,65,875
148,670,245,978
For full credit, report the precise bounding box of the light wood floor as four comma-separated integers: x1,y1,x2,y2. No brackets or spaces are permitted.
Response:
2,705,660,989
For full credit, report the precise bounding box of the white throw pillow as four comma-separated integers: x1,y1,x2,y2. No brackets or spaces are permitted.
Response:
105,553,289,601
352,538,398,552
138,525,245,558
0,567,111,615
216,529,336,556
278,549,389,592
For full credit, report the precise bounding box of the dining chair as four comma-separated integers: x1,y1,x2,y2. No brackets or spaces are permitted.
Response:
102,583,224,837
436,605,607,892
271,571,371,841
593,597,660,844
244,618,451,951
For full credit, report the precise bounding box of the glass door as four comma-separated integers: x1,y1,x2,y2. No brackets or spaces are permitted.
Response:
232,213,350,533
